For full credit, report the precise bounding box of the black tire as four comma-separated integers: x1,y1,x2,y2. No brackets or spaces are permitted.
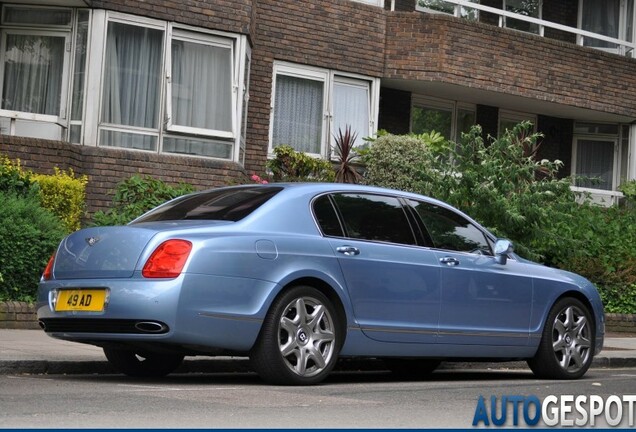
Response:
250,286,341,385
527,297,594,379
103,348,184,377
383,358,441,379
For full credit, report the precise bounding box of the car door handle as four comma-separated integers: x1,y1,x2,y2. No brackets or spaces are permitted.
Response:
440,257,460,266
337,246,360,256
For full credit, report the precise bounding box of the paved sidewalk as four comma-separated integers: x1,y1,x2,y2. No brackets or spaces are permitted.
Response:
1,329,635,375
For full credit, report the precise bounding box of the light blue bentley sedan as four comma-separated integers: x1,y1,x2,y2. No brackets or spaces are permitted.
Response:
37,183,604,385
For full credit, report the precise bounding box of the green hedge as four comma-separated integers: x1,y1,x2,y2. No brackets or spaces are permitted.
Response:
0,193,66,302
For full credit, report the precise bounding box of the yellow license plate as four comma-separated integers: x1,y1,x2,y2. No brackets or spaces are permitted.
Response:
56,289,106,312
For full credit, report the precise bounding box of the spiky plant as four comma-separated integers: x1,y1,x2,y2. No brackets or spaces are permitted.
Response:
333,125,362,184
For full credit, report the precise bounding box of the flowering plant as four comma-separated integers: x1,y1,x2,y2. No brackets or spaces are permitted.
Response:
251,174,268,184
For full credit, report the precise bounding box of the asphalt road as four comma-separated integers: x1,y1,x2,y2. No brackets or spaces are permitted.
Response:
2,368,635,428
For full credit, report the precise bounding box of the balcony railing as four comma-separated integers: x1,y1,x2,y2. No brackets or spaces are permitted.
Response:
415,0,636,57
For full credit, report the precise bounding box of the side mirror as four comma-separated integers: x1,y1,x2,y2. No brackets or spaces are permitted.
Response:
494,239,513,265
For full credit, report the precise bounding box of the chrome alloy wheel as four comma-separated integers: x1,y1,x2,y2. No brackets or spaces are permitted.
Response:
278,296,336,377
552,305,592,374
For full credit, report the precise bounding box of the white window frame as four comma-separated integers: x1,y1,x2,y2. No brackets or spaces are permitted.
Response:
330,73,377,154
578,0,636,54
269,62,379,160
0,5,73,124
94,12,166,149
410,95,475,142
165,28,235,139
83,11,247,161
571,132,620,194
270,63,329,158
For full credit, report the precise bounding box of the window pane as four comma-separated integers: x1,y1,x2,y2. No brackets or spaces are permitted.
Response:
411,105,452,139
410,200,490,254
575,139,614,190
417,0,479,20
171,38,232,132
101,22,163,129
273,74,323,154
505,0,541,34
332,193,416,245
2,34,65,115
134,186,283,223
3,6,72,26
333,80,369,147
312,195,344,237
581,0,621,48
71,10,89,121
457,108,475,136
574,122,619,135
163,136,232,159
100,129,157,151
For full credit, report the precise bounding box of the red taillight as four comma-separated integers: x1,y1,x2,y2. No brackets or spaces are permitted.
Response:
142,240,192,279
42,254,55,281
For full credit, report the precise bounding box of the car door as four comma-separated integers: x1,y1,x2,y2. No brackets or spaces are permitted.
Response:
313,193,440,344
407,199,533,347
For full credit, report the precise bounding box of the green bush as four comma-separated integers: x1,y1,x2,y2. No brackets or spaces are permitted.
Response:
33,168,88,232
0,192,66,302
268,145,335,182
92,175,195,226
361,134,433,193
0,154,35,197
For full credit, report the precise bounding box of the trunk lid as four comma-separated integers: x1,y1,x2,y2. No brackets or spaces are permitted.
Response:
53,226,157,279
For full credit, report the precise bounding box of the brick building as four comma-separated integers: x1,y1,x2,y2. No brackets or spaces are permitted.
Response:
0,0,634,212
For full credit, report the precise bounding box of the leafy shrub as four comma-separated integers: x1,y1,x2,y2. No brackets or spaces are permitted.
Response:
0,192,66,302
0,154,35,197
361,134,432,193
268,145,335,182
33,168,88,232
92,175,195,226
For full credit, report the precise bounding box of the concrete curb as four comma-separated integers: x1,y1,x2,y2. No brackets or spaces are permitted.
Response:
1,356,634,376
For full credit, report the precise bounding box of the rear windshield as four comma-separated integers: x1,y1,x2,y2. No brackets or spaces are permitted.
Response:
132,186,283,223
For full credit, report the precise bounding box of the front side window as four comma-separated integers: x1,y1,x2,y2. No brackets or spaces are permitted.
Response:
331,193,416,246
417,0,480,20
409,200,490,254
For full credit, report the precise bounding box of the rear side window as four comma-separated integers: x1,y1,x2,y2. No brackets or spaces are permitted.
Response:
132,186,283,223
408,200,491,254
331,193,416,245
313,195,345,237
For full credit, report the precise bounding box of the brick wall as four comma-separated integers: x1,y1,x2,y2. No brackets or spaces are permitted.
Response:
384,12,636,119
0,136,247,214
0,302,38,330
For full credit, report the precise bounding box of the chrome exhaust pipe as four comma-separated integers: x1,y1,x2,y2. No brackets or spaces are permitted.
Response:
134,321,168,333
